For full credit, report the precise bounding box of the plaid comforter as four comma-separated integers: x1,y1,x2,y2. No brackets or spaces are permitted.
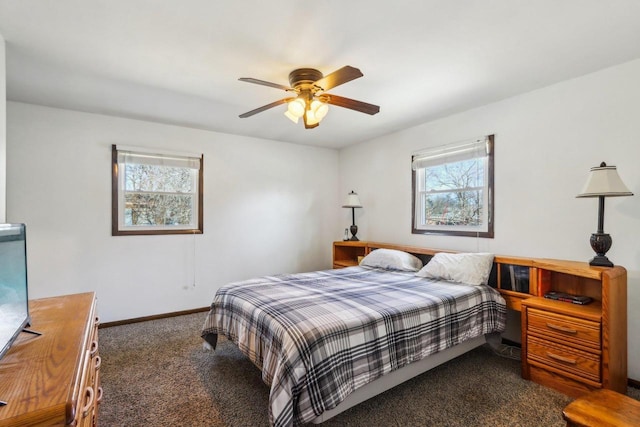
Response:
201,266,506,427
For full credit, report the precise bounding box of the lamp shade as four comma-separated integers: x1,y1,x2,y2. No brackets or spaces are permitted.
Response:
342,191,362,208
576,162,633,198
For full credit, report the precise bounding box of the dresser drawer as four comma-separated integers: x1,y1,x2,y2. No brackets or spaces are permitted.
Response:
527,335,600,383
527,308,600,350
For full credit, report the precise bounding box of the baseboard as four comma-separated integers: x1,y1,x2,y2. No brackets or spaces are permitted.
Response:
629,378,640,389
99,306,210,328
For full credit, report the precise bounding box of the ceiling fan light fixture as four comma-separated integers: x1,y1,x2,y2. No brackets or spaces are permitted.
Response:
284,110,299,123
287,98,305,117
311,100,329,121
305,109,320,126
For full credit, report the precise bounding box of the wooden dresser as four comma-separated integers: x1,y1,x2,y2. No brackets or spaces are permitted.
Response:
0,292,101,426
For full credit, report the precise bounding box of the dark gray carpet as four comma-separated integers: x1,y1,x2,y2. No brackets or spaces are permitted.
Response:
99,312,640,426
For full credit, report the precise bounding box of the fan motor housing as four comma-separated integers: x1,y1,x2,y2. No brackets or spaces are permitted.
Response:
289,68,323,89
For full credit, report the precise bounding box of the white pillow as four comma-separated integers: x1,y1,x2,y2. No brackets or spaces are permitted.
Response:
415,252,494,286
359,249,423,272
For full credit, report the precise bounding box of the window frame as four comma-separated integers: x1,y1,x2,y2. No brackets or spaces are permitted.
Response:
411,135,494,238
111,145,204,236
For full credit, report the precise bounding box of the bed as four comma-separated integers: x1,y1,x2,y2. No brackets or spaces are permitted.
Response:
201,249,506,427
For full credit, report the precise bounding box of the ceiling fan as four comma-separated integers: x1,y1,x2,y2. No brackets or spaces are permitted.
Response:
238,66,380,129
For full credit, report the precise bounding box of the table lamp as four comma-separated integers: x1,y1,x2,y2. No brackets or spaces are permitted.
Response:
576,162,633,267
342,191,363,241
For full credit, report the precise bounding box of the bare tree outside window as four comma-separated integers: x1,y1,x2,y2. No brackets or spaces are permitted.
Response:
423,159,483,226
412,135,494,237
124,164,194,227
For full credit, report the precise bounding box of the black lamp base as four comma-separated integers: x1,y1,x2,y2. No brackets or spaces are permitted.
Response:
589,232,613,267
349,224,359,241
589,255,614,267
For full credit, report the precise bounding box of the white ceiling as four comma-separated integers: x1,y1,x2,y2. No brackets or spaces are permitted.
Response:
1,1,640,149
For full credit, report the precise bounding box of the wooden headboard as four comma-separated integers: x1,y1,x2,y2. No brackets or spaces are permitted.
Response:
336,240,626,313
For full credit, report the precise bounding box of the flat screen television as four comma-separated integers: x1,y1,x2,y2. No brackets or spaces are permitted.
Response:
0,223,30,361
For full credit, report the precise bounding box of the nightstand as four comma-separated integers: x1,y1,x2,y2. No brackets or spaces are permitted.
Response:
522,297,602,397
520,263,626,398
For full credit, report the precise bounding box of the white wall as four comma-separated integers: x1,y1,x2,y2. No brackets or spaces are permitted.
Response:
6,102,340,323
0,33,6,222
340,59,640,380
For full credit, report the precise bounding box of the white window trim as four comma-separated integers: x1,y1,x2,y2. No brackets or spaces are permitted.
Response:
412,135,494,238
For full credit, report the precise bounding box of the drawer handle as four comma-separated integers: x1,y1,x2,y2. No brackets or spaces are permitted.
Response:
95,355,102,370
96,387,104,404
90,340,99,357
81,386,95,418
546,352,577,365
546,323,577,334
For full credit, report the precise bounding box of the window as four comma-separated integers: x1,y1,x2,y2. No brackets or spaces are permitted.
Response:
412,135,494,238
111,145,203,236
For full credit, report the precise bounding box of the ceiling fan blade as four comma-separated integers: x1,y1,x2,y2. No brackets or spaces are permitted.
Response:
238,77,293,91
325,94,380,115
239,98,295,118
314,66,363,91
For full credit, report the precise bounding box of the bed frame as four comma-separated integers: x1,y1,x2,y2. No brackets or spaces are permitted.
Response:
311,334,487,423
